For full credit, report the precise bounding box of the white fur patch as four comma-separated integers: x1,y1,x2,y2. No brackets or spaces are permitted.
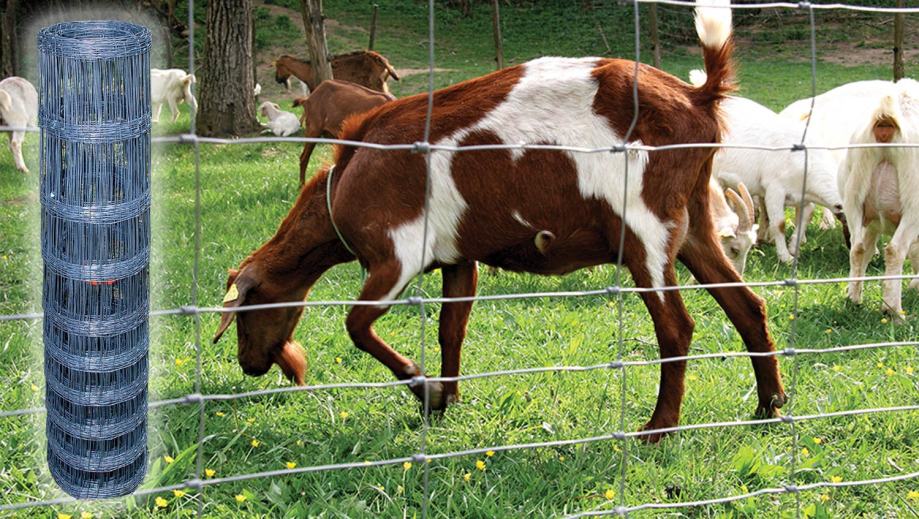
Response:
385,57,672,301
694,0,732,51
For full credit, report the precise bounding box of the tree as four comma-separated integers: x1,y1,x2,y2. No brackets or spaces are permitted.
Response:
1,0,20,78
300,0,333,86
198,0,261,137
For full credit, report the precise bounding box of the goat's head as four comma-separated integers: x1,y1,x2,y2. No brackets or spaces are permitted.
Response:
212,264,307,385
274,57,291,84
720,183,757,276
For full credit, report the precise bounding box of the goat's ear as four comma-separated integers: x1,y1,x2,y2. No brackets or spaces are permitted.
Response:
213,267,259,344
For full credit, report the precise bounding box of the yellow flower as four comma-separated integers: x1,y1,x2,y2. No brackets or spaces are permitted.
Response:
832,365,842,372
812,437,822,445
559,455,566,462
286,461,297,469
250,439,260,448
155,497,168,508
475,460,486,471
234,494,247,503
877,361,885,368
686,374,698,382
339,411,349,420
604,488,615,500
485,450,495,458
31,384,39,392
886,368,895,376
57,514,72,519
801,447,809,457
881,317,889,324
908,490,919,501
215,411,226,417
163,455,174,464
906,366,914,375
819,493,830,503
246,417,256,425
296,440,304,447
788,314,796,321
403,461,412,471
830,476,842,484
824,328,832,334
205,468,216,478
463,472,471,482
397,485,404,495
80,513,93,519
335,357,342,364
174,358,186,367
173,489,186,498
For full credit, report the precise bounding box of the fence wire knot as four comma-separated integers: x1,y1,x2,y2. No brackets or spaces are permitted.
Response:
185,478,203,490
412,141,431,154
179,133,198,144
180,305,199,315
791,143,806,152
184,393,204,404
411,453,427,463
782,348,797,357
407,296,423,305
609,144,627,154
409,375,426,387
781,414,796,424
784,484,800,493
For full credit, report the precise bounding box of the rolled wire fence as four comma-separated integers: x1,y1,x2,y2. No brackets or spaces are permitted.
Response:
0,0,918,516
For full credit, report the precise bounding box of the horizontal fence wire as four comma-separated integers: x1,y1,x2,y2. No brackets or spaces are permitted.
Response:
1,0,918,515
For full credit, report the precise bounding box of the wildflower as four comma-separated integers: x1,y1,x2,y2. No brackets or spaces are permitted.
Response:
832,365,842,372
819,493,830,503
246,417,256,425
801,447,809,457
830,476,842,484
155,497,168,508
235,494,247,503
31,384,39,392
485,450,495,458
907,490,919,501
163,455,174,464
824,328,832,334
173,489,186,498
604,489,615,500
57,514,72,519
174,358,187,367
397,485,404,495
906,366,914,375
463,473,472,482
886,368,895,377
205,468,216,478
215,411,226,417
475,460,486,471
559,455,566,462
339,411,349,420
686,374,698,382
286,461,297,470
788,314,796,321
881,317,889,324
812,437,822,445
80,513,93,519
403,461,412,471
335,357,342,364
877,361,885,368
296,440,304,447
250,439,260,448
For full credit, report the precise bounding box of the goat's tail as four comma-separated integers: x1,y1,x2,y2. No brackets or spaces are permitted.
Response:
692,0,734,106
182,74,198,113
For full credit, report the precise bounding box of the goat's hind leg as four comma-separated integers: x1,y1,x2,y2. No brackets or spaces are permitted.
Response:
882,218,919,319
679,227,786,419
344,260,447,410
436,262,478,410
908,241,919,292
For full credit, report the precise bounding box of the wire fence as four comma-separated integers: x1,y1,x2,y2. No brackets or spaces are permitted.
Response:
1,0,918,516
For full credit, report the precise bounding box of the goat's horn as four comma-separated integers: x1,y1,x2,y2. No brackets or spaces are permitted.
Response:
725,188,753,232
737,182,755,220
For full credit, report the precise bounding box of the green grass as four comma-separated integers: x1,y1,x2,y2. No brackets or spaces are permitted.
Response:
2,2,919,517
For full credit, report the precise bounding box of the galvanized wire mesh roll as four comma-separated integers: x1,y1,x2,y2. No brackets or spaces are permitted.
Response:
39,20,152,499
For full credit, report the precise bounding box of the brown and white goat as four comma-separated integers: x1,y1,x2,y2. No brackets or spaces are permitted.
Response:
214,0,786,441
274,51,400,94
292,80,395,184
840,83,919,319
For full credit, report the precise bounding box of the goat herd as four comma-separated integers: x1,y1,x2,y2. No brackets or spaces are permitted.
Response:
1,1,916,437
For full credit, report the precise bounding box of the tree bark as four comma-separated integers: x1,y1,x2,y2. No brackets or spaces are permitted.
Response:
491,0,504,70
649,2,661,69
368,4,378,51
1,0,20,78
893,0,905,81
300,0,333,85
198,0,261,137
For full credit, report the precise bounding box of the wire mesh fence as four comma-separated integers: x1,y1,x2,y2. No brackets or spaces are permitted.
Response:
1,0,918,516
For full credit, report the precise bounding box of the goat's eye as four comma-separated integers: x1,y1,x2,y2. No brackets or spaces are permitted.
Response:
730,247,740,256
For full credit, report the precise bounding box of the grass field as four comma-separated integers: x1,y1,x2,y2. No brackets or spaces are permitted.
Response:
1,1,918,517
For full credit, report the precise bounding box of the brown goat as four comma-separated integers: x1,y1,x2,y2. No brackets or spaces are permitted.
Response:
292,80,395,184
215,1,785,442
274,51,400,94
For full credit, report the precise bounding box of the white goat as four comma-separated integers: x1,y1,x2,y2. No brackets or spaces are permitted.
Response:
710,178,758,275
151,68,197,123
839,83,919,318
254,83,262,98
258,101,300,137
0,76,38,173
689,76,843,263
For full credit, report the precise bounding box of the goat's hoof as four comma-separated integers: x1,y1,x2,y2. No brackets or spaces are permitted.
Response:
637,420,675,444
755,392,786,419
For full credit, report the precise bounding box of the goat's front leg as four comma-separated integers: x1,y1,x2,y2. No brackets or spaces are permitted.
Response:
632,263,695,443
345,260,446,410
168,98,180,122
152,103,163,123
679,229,786,419
882,219,918,319
436,262,478,410
9,131,27,173
299,125,321,185
847,224,878,305
765,188,793,264
790,202,815,256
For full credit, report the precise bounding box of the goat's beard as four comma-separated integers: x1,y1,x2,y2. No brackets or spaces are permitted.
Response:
275,341,307,385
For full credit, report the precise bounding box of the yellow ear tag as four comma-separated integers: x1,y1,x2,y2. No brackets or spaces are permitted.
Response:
223,283,239,304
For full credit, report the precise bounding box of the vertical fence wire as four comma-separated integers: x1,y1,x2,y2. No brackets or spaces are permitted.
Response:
38,20,152,499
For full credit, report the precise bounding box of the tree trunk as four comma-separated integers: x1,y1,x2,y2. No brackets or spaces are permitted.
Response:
300,0,333,85
893,0,905,81
649,2,661,69
198,0,261,137
1,0,20,78
491,0,504,70
368,3,378,51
